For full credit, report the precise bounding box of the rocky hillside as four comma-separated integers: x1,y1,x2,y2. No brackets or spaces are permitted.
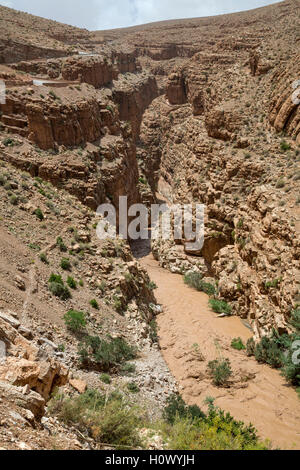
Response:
0,5,93,63
0,0,299,450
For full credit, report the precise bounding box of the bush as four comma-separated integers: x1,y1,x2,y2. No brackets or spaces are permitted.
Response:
208,358,232,386
281,352,300,386
290,308,300,332
78,335,137,371
48,274,71,300
148,281,158,291
163,394,206,425
276,179,285,189
280,140,291,152
3,138,15,147
39,253,49,264
247,329,300,387
60,258,71,271
90,299,99,310
9,194,18,206
67,276,77,289
246,338,256,357
164,415,266,450
64,310,86,333
34,208,44,221
209,299,232,316
121,363,136,375
265,278,281,289
254,336,284,369
162,396,266,450
149,319,159,343
49,273,63,284
49,389,142,449
100,373,111,384
127,382,140,394
231,338,246,351
56,237,67,252
184,272,216,296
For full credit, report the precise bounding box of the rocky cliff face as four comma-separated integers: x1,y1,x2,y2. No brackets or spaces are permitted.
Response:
269,53,300,145
113,72,159,140
0,82,141,211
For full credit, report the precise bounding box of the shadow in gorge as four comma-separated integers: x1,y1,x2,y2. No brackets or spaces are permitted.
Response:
130,236,151,259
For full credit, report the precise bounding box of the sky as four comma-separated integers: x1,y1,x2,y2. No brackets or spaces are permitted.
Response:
0,0,282,30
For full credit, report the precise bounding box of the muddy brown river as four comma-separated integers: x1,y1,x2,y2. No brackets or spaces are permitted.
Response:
138,251,300,450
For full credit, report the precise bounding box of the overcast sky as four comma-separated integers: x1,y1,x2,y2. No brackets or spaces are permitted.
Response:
0,0,282,30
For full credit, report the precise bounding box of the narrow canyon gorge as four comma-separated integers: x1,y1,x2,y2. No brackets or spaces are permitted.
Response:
0,0,299,451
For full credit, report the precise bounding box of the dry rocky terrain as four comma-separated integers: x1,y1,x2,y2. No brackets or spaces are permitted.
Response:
0,0,299,450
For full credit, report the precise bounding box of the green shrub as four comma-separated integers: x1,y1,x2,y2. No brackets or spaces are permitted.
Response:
163,394,206,425
49,273,63,284
100,373,111,384
281,352,300,386
67,276,77,289
208,358,232,386
148,281,158,290
56,236,67,252
49,389,142,449
78,335,137,371
161,395,268,450
9,194,18,206
290,308,300,332
276,179,285,189
39,253,49,264
280,140,291,152
231,338,246,351
127,382,140,394
149,319,159,343
34,208,44,221
64,310,86,333
254,336,284,369
121,363,136,375
265,278,281,289
3,138,15,147
29,243,41,251
246,338,256,357
247,329,300,387
184,272,216,296
48,274,71,300
90,299,99,310
209,299,232,316
113,297,123,313
60,258,71,271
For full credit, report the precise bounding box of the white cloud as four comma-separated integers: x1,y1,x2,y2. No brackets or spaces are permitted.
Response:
0,0,281,30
